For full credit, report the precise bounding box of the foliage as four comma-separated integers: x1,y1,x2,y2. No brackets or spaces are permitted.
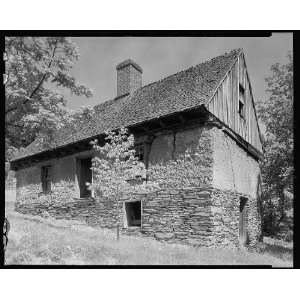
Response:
257,52,293,237
90,127,159,237
5,37,93,160
90,127,159,197
148,147,211,189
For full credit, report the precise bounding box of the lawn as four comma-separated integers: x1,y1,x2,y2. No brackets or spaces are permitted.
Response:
5,190,293,266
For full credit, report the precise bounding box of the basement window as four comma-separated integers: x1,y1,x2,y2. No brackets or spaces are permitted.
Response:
124,201,141,227
239,84,245,119
41,165,52,194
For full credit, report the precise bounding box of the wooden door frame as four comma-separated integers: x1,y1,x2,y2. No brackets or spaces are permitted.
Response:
239,196,248,246
76,156,93,198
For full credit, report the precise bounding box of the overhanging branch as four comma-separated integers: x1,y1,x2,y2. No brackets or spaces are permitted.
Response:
5,39,59,115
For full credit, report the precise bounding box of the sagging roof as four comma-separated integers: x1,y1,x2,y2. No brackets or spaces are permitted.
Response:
11,48,242,162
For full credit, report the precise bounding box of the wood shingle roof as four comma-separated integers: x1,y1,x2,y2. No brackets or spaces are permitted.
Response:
12,48,241,162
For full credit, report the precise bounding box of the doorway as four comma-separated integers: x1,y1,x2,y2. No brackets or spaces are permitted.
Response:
77,157,92,198
239,197,248,245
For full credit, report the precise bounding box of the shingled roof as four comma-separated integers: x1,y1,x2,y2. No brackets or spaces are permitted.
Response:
12,48,242,162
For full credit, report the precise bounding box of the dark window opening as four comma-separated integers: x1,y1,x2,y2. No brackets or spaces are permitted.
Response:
77,157,92,198
125,201,141,227
135,144,145,162
238,101,244,116
239,84,245,119
41,165,52,194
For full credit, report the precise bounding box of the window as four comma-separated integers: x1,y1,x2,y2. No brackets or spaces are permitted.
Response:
134,144,145,162
41,165,52,193
239,84,245,119
124,201,141,227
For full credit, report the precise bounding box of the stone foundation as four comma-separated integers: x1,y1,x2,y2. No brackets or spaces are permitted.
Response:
15,186,261,248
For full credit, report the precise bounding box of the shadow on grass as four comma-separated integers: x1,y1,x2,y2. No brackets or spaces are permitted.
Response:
262,243,293,262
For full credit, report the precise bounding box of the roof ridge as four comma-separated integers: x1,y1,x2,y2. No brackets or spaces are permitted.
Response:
82,48,242,113
133,48,242,93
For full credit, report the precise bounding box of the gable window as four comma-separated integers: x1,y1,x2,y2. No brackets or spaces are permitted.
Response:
41,165,52,194
239,84,245,119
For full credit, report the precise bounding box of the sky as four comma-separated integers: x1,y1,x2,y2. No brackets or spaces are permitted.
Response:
64,33,293,110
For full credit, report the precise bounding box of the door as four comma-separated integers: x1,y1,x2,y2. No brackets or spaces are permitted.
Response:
78,157,92,198
239,197,248,245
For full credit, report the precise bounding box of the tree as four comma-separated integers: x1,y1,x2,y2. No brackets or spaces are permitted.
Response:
90,127,158,240
5,37,93,161
257,52,293,237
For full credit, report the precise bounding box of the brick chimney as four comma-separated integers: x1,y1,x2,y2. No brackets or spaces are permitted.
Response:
116,59,143,97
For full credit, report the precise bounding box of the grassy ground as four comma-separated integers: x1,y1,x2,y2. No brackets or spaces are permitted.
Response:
5,190,293,266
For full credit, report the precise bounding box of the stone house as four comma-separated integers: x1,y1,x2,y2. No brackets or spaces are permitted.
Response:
10,48,264,247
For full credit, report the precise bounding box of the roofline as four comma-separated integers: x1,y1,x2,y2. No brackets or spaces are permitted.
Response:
10,49,244,165
10,104,208,165
205,49,264,151
205,108,264,161
132,48,243,94
240,51,264,149
205,48,242,107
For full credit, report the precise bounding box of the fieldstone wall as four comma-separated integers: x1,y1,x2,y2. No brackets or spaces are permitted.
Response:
15,150,95,205
210,189,261,247
14,123,261,248
141,187,214,246
15,185,261,248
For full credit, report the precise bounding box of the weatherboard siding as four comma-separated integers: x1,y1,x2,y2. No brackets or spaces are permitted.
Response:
207,53,263,154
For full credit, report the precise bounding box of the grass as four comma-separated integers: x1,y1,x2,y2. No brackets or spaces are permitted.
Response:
5,190,293,266
260,237,293,262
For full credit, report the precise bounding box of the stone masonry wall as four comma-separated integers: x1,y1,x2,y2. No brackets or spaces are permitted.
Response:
211,127,262,246
15,185,260,248
210,189,261,247
15,125,214,205
141,187,214,246
15,150,94,205
15,187,216,246
14,123,261,248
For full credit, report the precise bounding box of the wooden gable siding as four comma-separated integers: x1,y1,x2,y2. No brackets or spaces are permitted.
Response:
206,53,263,154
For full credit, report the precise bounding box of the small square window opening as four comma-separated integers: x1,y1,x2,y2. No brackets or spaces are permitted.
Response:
124,201,141,227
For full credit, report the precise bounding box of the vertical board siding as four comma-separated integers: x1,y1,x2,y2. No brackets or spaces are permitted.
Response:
207,53,263,154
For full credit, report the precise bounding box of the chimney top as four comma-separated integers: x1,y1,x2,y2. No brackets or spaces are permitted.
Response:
116,59,143,97
116,59,143,73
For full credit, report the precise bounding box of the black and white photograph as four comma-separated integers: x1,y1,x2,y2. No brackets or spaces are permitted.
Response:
3,33,293,267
